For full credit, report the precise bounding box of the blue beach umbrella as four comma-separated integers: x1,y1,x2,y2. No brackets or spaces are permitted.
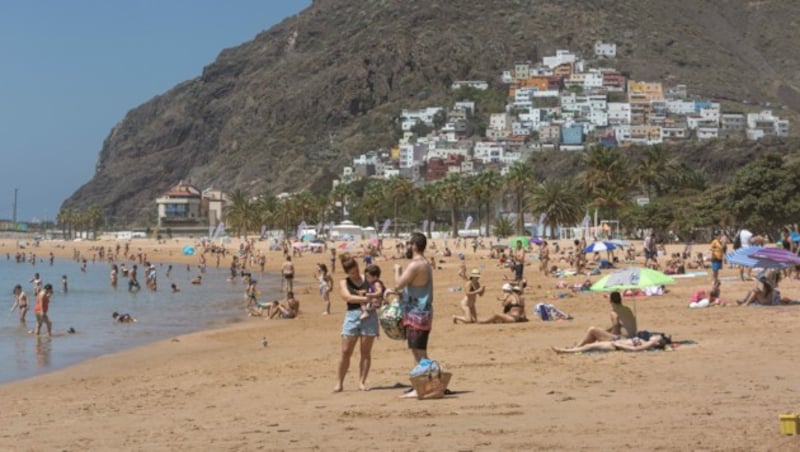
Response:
182,245,195,256
584,241,616,253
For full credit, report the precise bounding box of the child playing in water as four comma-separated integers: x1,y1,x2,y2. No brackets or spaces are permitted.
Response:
361,264,385,321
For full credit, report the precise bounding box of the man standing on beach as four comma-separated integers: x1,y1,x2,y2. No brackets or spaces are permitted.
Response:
710,231,724,282
282,256,295,294
392,232,434,398
34,283,54,337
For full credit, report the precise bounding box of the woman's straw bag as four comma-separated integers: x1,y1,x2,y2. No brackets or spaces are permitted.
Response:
378,293,406,340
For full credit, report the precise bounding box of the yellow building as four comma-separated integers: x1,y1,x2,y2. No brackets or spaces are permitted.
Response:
627,81,664,102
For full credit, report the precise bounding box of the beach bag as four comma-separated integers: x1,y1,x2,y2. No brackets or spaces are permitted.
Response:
378,294,406,340
409,359,451,400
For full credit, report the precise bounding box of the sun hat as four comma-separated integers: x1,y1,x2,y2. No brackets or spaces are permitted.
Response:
469,269,481,278
511,285,522,293
502,283,513,292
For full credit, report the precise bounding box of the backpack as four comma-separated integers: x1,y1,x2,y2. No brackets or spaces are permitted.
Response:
733,231,742,250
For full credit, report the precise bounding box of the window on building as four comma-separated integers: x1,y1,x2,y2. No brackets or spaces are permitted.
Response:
165,204,188,217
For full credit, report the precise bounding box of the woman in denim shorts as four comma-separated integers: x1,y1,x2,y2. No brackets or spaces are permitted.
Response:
333,254,380,392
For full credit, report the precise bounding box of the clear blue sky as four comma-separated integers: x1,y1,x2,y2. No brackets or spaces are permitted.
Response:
0,0,311,223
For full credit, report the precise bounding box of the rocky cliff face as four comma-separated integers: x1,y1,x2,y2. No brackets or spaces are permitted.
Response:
62,0,800,225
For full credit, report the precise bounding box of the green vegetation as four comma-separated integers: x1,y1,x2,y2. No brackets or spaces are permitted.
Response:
82,139,800,242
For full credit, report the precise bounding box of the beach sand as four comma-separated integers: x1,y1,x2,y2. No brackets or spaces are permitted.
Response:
1,236,799,450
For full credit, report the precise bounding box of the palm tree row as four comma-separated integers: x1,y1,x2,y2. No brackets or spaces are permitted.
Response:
221,145,712,239
56,205,104,239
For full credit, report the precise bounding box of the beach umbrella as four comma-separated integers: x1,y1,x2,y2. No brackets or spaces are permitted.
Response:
726,246,767,268
507,236,530,247
590,267,675,292
747,247,800,266
182,245,195,256
530,237,544,245
584,241,616,253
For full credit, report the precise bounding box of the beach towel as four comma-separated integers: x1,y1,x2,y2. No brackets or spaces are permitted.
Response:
535,303,572,321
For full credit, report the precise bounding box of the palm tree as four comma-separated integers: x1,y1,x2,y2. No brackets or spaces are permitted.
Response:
473,170,502,236
384,176,413,237
581,145,630,195
440,174,467,237
504,162,535,235
528,179,583,238
56,209,69,239
415,182,440,238
272,198,294,237
356,181,385,228
224,189,255,239
329,182,354,221
589,186,628,220
636,145,669,199
254,193,278,232
85,205,104,239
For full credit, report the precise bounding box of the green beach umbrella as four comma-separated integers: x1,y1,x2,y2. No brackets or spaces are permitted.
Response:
590,267,675,292
507,236,530,247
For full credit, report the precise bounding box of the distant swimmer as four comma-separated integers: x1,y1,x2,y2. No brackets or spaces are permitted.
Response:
171,283,180,293
112,312,137,323
191,275,202,285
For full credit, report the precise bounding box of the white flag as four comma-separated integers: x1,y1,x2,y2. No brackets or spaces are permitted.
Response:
422,219,428,231
296,221,307,239
464,215,473,231
212,222,225,241
381,219,392,235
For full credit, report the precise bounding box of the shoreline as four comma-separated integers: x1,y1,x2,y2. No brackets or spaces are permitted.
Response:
2,237,800,449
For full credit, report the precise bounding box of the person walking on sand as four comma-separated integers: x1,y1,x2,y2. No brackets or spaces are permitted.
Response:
539,241,550,275
389,232,434,399
512,240,526,283
317,263,334,315
10,284,29,323
33,284,54,337
282,256,295,294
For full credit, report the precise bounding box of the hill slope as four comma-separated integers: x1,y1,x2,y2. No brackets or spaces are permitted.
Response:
61,0,800,225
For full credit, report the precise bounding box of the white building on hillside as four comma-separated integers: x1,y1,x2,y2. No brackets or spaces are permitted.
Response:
451,80,488,90
543,50,577,69
594,41,617,58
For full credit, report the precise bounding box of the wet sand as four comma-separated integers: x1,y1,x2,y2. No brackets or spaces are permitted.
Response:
1,236,799,450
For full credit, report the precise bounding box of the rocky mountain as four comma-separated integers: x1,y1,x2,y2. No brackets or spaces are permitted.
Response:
62,0,800,225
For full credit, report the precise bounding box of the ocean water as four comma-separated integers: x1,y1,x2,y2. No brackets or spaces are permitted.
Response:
0,257,281,384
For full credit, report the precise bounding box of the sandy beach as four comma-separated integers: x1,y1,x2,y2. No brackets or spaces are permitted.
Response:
1,236,799,450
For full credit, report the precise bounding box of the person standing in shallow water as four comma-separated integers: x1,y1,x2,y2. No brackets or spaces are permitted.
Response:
10,284,29,323
34,284,54,337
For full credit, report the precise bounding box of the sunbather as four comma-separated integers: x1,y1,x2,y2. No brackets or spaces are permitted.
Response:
552,333,671,354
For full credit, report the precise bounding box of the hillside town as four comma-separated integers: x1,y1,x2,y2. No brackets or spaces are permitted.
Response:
340,43,790,184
